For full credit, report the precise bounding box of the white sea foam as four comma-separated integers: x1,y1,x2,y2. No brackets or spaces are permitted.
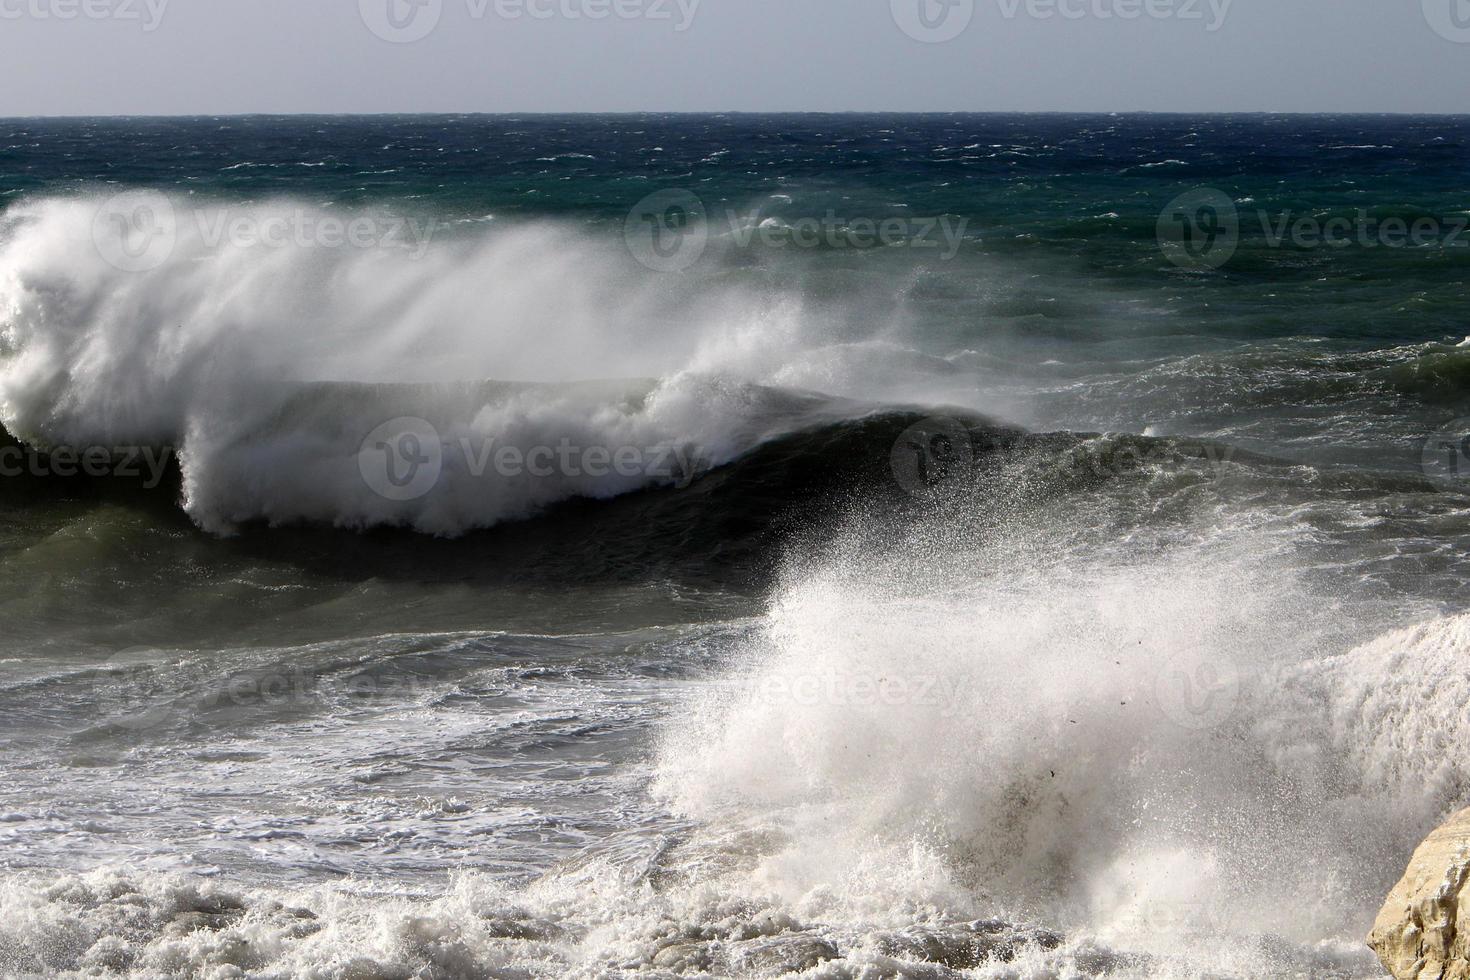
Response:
0,193,986,535
2,574,1454,977
3,193,1465,979
653,495,1464,977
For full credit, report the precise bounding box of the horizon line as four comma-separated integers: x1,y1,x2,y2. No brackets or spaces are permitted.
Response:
6,109,1470,120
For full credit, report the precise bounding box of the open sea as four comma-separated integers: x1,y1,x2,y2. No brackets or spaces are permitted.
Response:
2,113,1470,978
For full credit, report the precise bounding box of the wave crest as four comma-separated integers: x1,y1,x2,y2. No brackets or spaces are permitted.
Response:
0,194,925,534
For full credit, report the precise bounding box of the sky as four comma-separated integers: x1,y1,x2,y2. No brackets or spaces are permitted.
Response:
1,0,1468,115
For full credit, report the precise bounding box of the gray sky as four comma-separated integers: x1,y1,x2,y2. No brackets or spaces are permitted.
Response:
1,0,1467,114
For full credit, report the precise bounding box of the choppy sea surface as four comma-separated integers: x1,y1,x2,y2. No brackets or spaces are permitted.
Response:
2,114,1469,978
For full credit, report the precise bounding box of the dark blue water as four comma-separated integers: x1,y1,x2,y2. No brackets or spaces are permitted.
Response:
9,113,1470,440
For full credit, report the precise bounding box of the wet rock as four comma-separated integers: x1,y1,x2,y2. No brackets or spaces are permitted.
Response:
649,932,838,976
1370,807,1470,979
650,940,715,973
733,910,802,940
475,912,560,942
874,920,1064,969
162,905,246,937
727,935,840,974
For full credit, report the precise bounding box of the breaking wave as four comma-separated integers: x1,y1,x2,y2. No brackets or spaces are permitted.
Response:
0,193,974,535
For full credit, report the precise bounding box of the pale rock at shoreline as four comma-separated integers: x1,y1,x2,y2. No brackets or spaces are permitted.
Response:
1371,808,1470,979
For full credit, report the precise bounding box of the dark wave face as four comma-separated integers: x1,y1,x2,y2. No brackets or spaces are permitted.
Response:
2,115,1470,979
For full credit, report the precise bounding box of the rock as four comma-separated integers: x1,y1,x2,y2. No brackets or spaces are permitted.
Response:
650,941,714,972
1370,807,1470,979
162,904,246,938
875,920,1063,970
727,935,839,974
650,934,838,975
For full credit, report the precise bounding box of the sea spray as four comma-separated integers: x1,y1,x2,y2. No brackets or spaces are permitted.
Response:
0,194,969,533
655,476,1463,974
